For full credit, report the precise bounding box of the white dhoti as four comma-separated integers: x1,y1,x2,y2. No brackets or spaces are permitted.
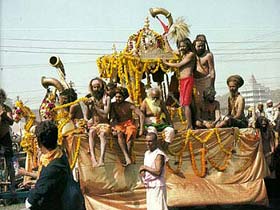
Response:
146,186,168,210
147,126,175,143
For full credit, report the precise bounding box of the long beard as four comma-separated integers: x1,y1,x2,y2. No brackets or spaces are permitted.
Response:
196,49,205,56
146,98,161,115
92,89,104,100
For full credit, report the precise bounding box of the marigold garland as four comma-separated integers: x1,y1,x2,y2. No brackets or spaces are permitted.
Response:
70,136,81,170
188,140,207,177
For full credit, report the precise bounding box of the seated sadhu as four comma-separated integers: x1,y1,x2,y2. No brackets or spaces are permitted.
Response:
110,87,144,166
216,75,248,128
195,87,221,129
140,87,175,150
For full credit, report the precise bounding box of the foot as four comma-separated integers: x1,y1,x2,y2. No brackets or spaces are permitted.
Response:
91,157,98,167
97,162,105,167
122,159,132,167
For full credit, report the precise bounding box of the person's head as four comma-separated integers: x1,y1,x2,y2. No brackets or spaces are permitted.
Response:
176,38,195,56
114,87,129,103
255,116,269,130
194,40,206,56
247,107,253,117
35,121,58,153
145,132,158,152
195,34,210,51
266,99,273,108
257,102,264,112
0,89,7,104
226,75,244,96
106,82,117,98
203,87,216,103
59,88,77,105
147,87,161,106
89,77,105,100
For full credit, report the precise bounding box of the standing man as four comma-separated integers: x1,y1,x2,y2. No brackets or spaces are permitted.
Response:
25,120,85,210
0,89,16,194
216,75,248,128
162,38,196,129
141,87,175,150
139,132,169,210
86,77,111,167
265,99,278,127
255,102,265,118
193,34,215,109
110,87,144,166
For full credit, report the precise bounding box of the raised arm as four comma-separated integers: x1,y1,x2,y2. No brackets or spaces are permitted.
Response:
162,52,195,68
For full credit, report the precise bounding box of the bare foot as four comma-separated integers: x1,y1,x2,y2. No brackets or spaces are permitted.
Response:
91,157,98,167
97,162,105,167
122,159,132,167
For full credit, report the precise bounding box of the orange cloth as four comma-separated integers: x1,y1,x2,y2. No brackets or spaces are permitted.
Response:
113,119,137,142
179,76,194,106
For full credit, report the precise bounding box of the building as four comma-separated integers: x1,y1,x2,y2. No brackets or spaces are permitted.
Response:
240,74,271,109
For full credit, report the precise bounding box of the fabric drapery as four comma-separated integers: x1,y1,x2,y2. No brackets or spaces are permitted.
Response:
77,128,269,209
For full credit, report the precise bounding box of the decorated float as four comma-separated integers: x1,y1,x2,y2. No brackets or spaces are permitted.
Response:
78,8,270,209
13,8,270,209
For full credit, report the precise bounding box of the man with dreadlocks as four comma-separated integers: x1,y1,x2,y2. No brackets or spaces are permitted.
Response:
59,88,84,121
162,38,196,129
216,75,248,128
193,34,216,112
195,87,221,129
110,87,144,166
86,77,111,167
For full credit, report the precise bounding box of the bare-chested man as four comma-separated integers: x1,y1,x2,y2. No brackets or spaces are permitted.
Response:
86,78,111,167
216,75,248,128
193,34,215,109
195,87,221,129
141,87,175,150
110,87,144,166
162,38,196,129
59,88,84,121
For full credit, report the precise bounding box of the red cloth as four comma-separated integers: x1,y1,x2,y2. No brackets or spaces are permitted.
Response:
179,76,194,106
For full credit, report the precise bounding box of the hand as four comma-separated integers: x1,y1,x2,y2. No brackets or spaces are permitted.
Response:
18,167,27,176
162,58,167,64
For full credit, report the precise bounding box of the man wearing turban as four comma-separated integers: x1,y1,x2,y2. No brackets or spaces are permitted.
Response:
216,75,248,128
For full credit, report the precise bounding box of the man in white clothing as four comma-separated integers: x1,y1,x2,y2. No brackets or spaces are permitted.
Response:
139,132,169,210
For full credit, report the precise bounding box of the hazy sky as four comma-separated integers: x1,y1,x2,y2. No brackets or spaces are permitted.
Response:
1,0,280,108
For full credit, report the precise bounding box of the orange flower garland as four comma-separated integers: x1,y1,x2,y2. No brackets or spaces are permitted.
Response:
188,140,207,177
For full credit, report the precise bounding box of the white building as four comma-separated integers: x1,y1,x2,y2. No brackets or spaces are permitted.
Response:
240,75,271,109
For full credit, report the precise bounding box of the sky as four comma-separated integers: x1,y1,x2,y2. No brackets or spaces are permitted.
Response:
1,0,280,109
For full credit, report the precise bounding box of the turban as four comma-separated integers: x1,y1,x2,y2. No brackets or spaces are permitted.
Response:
226,75,244,88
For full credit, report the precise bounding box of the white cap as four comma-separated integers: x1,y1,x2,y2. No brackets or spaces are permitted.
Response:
266,99,272,104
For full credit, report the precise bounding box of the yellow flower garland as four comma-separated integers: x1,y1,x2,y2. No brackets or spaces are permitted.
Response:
70,136,81,170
